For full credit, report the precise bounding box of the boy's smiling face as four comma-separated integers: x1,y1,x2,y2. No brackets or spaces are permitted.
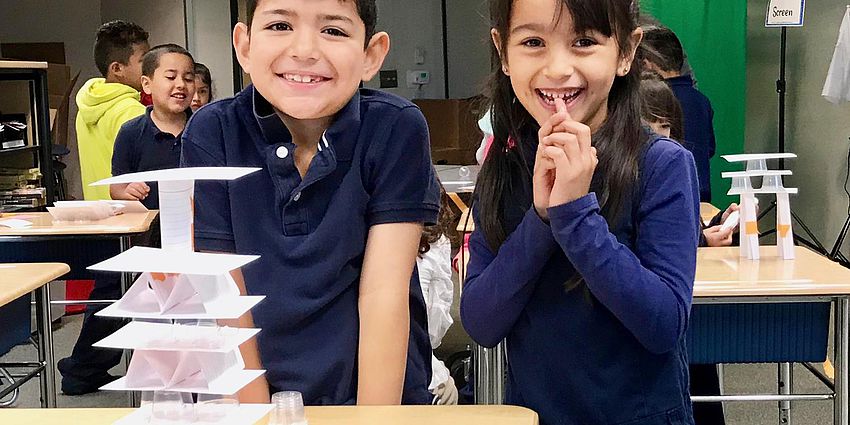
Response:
234,0,389,121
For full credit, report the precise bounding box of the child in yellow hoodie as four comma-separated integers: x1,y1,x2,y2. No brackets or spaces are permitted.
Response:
59,20,150,396
76,20,149,201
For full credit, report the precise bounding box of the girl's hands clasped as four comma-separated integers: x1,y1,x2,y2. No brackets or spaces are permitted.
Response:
534,98,598,219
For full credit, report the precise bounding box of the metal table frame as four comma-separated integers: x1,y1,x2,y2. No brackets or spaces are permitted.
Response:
0,233,141,407
472,295,849,425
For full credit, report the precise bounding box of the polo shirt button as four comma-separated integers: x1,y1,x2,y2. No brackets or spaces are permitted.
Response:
293,192,301,202
276,146,289,159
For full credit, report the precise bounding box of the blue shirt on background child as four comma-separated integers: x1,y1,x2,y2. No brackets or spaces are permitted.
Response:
112,106,190,209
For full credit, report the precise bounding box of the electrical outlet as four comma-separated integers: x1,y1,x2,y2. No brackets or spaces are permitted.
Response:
379,70,398,88
406,70,430,88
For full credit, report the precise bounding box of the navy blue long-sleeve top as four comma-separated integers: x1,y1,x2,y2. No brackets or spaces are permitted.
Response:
667,74,716,202
460,135,700,425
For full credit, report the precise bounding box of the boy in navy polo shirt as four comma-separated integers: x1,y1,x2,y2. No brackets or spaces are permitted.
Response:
111,44,196,210
641,26,717,202
180,0,439,406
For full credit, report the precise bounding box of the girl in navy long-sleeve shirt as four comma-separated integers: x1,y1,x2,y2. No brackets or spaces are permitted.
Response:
460,1,700,424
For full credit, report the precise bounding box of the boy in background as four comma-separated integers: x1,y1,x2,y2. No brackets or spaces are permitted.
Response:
642,26,717,203
111,44,196,211
58,20,150,395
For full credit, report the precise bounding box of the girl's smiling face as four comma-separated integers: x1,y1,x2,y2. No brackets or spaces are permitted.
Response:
493,0,640,132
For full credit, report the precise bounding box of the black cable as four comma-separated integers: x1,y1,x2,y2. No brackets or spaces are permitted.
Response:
838,151,850,216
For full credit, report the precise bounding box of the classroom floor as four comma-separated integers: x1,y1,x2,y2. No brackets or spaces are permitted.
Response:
0,283,838,424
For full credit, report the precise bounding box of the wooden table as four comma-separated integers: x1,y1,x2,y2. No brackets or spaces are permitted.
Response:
0,405,539,425
0,263,70,408
0,212,157,237
0,212,158,407
700,202,721,225
693,246,850,425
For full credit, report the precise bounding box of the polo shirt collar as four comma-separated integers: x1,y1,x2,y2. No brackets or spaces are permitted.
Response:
144,105,192,139
666,74,695,87
252,85,360,161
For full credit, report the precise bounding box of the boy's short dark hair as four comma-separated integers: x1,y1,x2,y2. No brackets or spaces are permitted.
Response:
142,44,195,77
245,0,378,44
94,20,149,77
640,27,685,73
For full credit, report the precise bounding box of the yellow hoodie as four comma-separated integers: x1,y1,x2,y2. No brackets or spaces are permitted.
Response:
76,78,146,200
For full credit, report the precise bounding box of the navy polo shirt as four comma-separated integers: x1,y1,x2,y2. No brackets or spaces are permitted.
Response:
667,74,716,202
180,85,440,405
112,106,190,209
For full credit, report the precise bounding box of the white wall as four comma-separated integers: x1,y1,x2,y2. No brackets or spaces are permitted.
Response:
186,0,235,97
0,0,104,200
101,0,186,47
445,0,491,99
363,0,446,99
746,1,850,255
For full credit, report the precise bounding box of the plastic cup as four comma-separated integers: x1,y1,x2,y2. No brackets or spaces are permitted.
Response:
746,159,768,172
269,391,307,425
196,393,240,423
151,391,194,423
762,175,785,190
730,176,753,192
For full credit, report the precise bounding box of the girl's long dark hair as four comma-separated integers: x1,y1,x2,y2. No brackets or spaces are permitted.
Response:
477,0,646,290
640,71,684,142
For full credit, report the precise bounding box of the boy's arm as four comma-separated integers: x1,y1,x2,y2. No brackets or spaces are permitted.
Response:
357,222,422,405
222,267,270,403
110,121,149,200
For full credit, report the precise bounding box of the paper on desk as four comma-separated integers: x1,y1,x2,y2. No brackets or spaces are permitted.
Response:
93,321,260,352
88,246,258,275
721,170,792,178
0,218,32,228
89,167,261,186
54,200,148,213
722,153,797,162
96,295,264,320
114,403,275,425
48,200,116,221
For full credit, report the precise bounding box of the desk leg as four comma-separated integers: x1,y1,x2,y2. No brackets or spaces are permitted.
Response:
473,342,505,404
34,283,56,408
119,236,139,407
835,297,849,425
779,362,793,424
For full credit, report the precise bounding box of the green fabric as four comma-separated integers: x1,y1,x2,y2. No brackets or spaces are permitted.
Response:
641,1,748,208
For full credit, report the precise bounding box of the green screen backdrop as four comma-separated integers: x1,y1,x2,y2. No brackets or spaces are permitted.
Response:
641,0,748,208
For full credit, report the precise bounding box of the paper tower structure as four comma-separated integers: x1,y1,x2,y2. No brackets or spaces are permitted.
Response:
86,167,273,424
722,153,797,260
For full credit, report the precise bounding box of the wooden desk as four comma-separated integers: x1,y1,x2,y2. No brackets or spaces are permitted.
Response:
0,60,48,70
695,246,850,298
0,263,70,408
0,212,158,407
0,212,157,237
693,247,850,425
0,405,539,425
700,202,720,225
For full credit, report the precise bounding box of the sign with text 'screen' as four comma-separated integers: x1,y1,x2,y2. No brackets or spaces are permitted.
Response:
765,0,806,27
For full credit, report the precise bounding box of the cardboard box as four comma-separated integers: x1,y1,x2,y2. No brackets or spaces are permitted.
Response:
414,98,484,157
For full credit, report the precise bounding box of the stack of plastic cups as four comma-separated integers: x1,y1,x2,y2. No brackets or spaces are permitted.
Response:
269,391,308,425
